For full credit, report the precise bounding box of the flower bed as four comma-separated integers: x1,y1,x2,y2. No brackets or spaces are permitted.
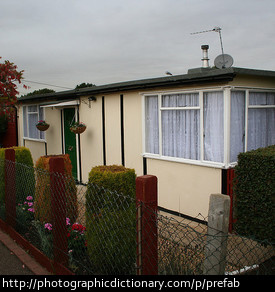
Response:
16,195,90,274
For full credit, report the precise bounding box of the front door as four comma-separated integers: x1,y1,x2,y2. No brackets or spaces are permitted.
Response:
63,108,78,180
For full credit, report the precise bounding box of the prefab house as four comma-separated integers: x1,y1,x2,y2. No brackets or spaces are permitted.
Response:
17,64,275,218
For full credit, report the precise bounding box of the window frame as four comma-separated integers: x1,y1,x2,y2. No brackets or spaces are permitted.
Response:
142,87,275,169
23,104,46,141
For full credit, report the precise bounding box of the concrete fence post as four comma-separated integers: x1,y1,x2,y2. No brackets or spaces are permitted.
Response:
5,148,16,228
136,175,158,275
49,157,68,267
203,193,230,275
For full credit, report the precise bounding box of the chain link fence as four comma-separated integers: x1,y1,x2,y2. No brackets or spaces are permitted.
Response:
0,156,274,275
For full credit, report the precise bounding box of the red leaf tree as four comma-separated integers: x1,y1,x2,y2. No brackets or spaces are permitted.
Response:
0,57,25,117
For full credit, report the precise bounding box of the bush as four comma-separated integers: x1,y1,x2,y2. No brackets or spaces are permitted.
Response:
34,154,78,224
0,147,35,206
234,145,275,243
86,165,136,274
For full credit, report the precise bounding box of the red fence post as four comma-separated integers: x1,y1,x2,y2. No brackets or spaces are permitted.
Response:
49,157,68,267
136,175,158,275
5,148,16,228
227,168,236,233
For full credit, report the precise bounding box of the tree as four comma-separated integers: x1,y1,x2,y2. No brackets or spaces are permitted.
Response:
0,57,25,116
20,88,55,98
75,82,95,89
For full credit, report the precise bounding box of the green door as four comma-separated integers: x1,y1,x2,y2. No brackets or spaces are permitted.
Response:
63,108,78,180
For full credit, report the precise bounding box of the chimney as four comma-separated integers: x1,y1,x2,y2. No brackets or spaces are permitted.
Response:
201,45,210,68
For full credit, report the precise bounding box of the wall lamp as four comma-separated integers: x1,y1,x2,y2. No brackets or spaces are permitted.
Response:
87,96,97,108
88,96,97,102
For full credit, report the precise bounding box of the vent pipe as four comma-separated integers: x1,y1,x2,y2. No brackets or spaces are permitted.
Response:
201,45,210,68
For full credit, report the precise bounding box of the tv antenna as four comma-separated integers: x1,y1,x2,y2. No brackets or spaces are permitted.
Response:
191,26,233,69
191,26,225,55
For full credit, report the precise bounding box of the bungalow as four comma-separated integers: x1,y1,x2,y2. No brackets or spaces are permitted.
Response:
17,56,275,218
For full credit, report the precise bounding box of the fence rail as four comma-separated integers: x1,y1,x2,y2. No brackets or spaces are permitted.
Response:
0,151,274,275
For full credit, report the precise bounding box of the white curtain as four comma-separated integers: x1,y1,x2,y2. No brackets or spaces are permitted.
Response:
161,93,200,160
230,91,245,162
145,96,159,154
203,92,224,162
247,92,275,151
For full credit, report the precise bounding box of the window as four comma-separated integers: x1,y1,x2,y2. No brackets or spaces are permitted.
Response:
23,105,45,139
230,91,275,162
161,93,200,160
247,92,275,151
144,88,275,167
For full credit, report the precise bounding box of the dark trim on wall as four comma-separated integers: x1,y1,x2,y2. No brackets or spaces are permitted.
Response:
143,157,147,175
221,169,227,195
102,96,106,165
120,94,125,166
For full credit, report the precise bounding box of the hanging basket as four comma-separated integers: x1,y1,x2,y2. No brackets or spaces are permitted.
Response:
36,124,50,131
70,125,86,134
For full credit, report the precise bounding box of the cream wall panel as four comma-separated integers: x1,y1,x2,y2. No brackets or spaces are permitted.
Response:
123,93,143,175
44,107,62,156
80,96,103,182
147,158,221,217
24,140,45,163
105,94,121,165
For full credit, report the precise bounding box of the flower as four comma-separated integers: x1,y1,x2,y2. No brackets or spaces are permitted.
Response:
44,223,52,231
26,196,33,201
28,208,34,213
66,217,71,226
71,223,86,233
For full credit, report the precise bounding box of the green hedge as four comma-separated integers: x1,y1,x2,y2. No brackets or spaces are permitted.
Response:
234,145,275,243
86,165,136,274
0,147,35,206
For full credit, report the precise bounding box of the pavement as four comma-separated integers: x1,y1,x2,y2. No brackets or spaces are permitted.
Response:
0,229,51,275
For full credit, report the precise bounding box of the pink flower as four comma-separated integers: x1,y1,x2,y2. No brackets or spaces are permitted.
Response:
44,223,52,231
28,202,33,207
28,208,34,213
66,217,70,226
26,196,33,201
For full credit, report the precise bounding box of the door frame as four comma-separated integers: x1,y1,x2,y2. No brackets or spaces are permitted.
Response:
61,107,80,182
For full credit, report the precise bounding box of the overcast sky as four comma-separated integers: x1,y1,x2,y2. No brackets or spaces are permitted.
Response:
1,0,275,95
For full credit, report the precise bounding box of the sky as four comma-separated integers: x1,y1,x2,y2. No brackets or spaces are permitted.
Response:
1,0,275,96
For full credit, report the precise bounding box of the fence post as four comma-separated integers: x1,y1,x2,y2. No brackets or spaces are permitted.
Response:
49,157,68,267
5,148,16,228
203,193,230,275
136,175,158,275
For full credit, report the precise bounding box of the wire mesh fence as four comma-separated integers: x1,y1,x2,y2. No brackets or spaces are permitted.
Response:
0,156,274,275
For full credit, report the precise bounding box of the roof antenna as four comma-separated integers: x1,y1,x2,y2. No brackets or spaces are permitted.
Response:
191,26,224,55
191,27,233,69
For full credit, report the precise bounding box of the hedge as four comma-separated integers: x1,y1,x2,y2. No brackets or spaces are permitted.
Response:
34,154,78,224
86,165,136,274
0,147,35,206
234,145,275,243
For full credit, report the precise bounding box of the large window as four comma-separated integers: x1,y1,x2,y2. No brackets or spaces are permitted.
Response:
144,89,275,167
23,105,45,140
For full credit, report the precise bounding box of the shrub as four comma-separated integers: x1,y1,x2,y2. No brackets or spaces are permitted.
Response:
234,145,275,243
0,147,35,206
34,154,78,224
86,165,136,274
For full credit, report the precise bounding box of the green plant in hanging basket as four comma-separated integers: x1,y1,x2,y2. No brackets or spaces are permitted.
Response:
36,120,50,131
70,122,86,134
